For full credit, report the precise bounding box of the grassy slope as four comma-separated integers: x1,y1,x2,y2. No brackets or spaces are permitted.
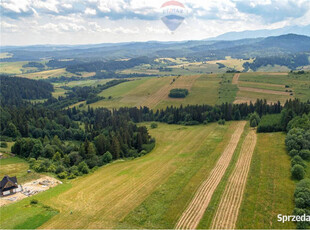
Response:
238,81,286,91
118,122,238,229
0,183,71,229
239,73,310,102
90,78,152,109
156,74,220,109
236,132,295,229
35,122,236,229
0,62,28,74
0,157,41,184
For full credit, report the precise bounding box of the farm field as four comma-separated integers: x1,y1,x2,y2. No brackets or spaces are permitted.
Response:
2,122,242,229
38,122,237,229
0,123,300,229
0,61,28,74
232,73,308,104
236,132,296,229
175,121,246,230
89,75,222,110
17,68,77,79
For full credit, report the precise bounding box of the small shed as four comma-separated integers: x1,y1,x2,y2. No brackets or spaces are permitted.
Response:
0,175,22,196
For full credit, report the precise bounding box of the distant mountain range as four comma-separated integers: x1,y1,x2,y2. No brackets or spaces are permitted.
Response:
1,34,310,62
208,25,310,41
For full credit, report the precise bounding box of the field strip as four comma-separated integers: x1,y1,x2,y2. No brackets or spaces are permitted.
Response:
238,81,285,88
232,73,240,85
238,87,290,95
175,121,246,230
210,130,257,229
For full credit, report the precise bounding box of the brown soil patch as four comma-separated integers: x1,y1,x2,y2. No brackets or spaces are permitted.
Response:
232,74,240,85
175,121,246,230
211,130,257,229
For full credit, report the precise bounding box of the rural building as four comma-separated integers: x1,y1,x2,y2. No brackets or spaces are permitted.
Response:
0,175,22,196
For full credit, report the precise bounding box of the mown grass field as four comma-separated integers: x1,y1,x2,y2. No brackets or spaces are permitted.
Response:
38,122,236,229
0,123,298,229
197,123,250,229
236,132,295,229
0,62,28,74
239,72,310,103
18,68,75,79
0,183,71,229
1,122,239,229
89,75,227,110
0,157,41,184
234,72,310,103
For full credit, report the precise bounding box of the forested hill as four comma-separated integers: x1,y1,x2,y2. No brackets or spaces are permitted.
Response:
0,75,54,106
2,34,309,62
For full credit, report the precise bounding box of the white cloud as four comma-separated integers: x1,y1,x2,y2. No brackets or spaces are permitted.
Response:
63,3,72,9
85,7,96,15
38,22,86,33
1,0,32,13
1,21,18,32
1,0,309,45
33,0,59,13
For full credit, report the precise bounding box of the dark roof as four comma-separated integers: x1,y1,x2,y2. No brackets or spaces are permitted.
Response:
0,175,18,191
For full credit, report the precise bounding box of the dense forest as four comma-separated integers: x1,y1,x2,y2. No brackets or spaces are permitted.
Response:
45,56,154,74
243,54,310,71
0,75,53,106
22,62,45,69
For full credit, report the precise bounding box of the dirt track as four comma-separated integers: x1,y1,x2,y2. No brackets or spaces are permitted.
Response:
210,130,257,229
175,121,246,230
232,74,240,85
238,87,290,95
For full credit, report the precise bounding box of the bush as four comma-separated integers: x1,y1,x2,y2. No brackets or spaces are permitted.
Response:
55,165,66,174
57,171,68,179
294,179,310,228
102,151,113,164
47,164,56,173
289,149,299,157
67,173,77,179
250,112,260,127
30,199,38,204
291,156,307,168
218,119,225,125
150,123,158,129
78,161,90,174
291,164,305,180
300,149,310,161
0,142,8,148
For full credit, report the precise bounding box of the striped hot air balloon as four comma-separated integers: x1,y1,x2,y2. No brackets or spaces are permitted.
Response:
161,1,186,32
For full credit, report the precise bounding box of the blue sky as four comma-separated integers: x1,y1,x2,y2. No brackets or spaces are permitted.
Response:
1,0,310,46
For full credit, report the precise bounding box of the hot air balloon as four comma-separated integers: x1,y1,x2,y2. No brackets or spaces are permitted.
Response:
161,1,186,32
